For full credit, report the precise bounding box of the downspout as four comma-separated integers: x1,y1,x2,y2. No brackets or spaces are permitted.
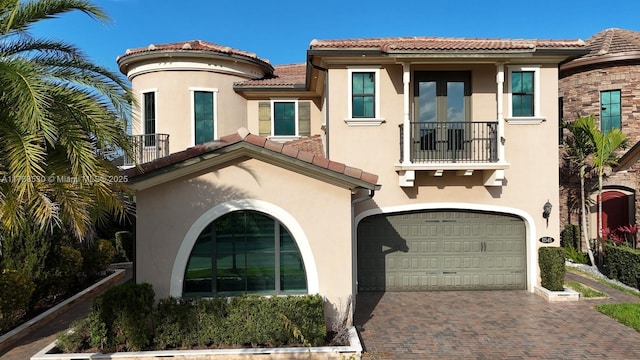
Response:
311,63,329,158
351,188,375,321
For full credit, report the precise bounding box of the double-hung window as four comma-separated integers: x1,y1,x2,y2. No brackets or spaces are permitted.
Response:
507,66,542,123
346,67,383,125
600,90,621,134
142,91,156,146
191,88,218,145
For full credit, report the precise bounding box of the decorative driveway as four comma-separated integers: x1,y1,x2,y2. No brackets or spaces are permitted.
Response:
354,273,640,359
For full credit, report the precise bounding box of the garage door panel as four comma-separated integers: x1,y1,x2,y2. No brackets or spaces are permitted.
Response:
358,210,526,291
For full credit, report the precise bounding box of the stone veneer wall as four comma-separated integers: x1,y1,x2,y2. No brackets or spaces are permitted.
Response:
558,62,640,248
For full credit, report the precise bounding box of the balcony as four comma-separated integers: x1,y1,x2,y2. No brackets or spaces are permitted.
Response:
400,121,498,163
123,134,170,167
397,121,507,187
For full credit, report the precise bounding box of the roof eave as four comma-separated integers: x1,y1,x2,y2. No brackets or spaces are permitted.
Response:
117,49,275,76
560,51,640,72
125,142,378,192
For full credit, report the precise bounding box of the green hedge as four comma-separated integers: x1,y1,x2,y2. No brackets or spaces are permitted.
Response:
603,244,640,289
90,282,155,351
58,283,327,352
561,224,580,249
539,247,565,291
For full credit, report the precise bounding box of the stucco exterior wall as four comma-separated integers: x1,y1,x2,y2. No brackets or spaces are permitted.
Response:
130,69,249,152
325,64,560,244
134,158,354,324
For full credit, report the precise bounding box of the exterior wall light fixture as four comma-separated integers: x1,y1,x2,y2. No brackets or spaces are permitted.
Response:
543,200,552,225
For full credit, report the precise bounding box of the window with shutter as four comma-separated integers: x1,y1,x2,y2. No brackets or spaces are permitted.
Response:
259,100,312,138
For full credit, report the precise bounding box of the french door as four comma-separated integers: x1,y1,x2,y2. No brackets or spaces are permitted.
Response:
414,71,471,161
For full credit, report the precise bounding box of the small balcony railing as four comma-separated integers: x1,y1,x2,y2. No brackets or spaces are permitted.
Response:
123,133,170,167
400,121,498,163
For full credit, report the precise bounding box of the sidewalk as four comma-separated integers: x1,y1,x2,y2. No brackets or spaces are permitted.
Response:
0,267,132,360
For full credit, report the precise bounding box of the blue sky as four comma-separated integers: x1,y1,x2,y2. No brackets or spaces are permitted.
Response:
31,0,640,76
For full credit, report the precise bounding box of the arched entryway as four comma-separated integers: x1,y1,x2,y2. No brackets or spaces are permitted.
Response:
599,189,634,233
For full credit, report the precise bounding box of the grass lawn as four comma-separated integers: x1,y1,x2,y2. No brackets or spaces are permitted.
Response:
596,303,640,332
565,280,607,298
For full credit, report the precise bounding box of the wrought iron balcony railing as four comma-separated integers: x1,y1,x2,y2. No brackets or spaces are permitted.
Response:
122,133,170,167
400,121,498,163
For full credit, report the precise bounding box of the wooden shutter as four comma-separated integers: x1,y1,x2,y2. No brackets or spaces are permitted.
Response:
298,102,311,136
258,102,271,136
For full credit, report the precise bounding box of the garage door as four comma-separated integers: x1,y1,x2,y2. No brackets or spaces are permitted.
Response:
357,210,526,291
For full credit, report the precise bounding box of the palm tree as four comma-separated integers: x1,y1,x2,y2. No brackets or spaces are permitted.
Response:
0,0,134,240
575,115,628,261
563,116,597,266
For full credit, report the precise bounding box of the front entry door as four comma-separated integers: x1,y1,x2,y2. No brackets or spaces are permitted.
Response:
414,71,470,161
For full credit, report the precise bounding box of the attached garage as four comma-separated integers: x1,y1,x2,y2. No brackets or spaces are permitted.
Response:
357,210,526,291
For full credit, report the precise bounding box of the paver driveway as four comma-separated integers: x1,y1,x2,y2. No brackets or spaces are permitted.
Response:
354,273,640,359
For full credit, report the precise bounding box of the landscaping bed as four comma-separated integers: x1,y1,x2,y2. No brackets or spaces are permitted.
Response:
31,282,361,359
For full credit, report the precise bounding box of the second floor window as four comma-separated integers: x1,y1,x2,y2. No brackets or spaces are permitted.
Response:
601,90,621,134
258,100,310,138
143,91,156,146
193,90,215,145
352,72,375,118
274,101,296,136
511,71,534,117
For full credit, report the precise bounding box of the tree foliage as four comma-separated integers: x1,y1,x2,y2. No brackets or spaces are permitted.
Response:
0,0,134,240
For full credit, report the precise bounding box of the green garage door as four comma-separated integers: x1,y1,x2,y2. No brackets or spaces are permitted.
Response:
357,210,526,291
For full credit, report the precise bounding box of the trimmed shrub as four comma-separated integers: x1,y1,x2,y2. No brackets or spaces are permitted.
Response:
227,295,325,347
78,290,325,351
154,297,199,349
0,269,35,333
91,282,154,351
114,231,133,262
539,247,565,291
603,244,640,289
561,224,580,249
193,297,228,347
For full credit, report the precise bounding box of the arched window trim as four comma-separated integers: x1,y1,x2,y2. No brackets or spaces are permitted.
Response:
170,199,319,297
183,211,307,296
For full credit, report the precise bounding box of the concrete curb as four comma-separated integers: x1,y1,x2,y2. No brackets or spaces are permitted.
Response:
32,326,362,360
0,268,126,354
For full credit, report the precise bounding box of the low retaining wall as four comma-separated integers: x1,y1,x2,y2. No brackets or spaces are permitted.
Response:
0,268,127,354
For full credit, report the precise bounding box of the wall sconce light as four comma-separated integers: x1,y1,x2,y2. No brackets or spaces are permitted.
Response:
543,200,552,225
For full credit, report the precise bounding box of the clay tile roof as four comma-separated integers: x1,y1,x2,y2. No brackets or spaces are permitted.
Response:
122,128,378,188
309,36,584,52
117,40,272,67
235,63,307,87
581,28,640,58
560,28,640,71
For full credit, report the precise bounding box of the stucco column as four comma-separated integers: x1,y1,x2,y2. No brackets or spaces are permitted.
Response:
402,63,411,165
496,63,506,162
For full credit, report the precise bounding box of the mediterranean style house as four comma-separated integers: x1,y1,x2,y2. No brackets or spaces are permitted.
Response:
559,28,640,246
118,36,585,324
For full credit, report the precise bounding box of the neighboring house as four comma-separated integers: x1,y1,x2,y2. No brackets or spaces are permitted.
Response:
559,28,640,244
118,36,585,325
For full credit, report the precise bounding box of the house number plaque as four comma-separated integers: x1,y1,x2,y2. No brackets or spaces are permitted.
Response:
539,236,555,244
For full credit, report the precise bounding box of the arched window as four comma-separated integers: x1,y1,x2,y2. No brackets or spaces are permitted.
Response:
183,210,307,297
